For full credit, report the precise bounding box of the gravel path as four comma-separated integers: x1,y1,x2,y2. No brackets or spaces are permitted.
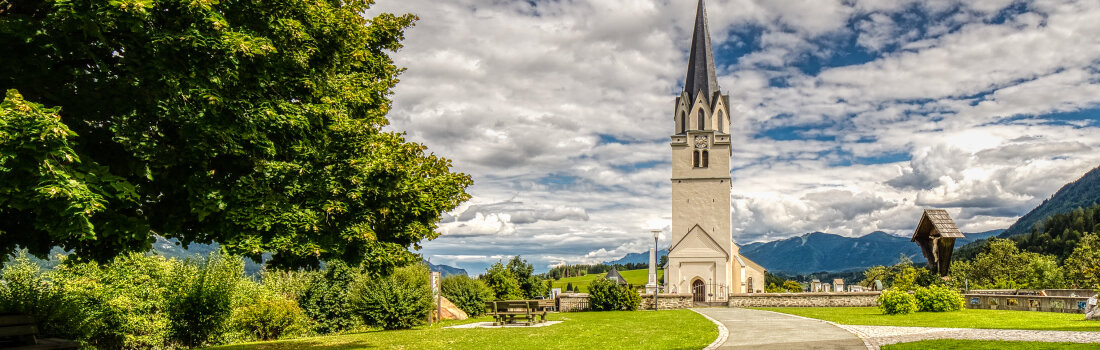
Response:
838,325,1100,348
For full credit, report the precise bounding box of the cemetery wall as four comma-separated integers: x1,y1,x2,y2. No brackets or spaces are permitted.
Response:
726,292,881,307
965,293,1090,314
638,293,694,309
557,293,590,312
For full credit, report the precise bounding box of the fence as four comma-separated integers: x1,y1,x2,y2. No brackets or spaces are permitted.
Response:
695,283,729,302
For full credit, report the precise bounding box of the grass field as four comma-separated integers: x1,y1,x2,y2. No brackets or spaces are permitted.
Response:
551,268,662,292
755,307,1100,332
883,339,1100,349
206,309,713,350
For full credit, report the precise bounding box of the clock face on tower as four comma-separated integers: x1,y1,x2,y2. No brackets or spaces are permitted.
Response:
694,135,709,149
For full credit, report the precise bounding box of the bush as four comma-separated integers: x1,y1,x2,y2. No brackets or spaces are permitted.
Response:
167,251,243,347
441,275,494,316
0,252,80,340
348,263,432,330
877,289,918,315
50,253,177,349
914,284,964,312
231,290,309,341
261,268,317,302
587,278,641,311
301,261,358,334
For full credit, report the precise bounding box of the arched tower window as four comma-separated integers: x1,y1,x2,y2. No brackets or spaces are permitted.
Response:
692,151,700,168
718,111,726,133
701,150,709,168
697,109,705,130
679,112,686,134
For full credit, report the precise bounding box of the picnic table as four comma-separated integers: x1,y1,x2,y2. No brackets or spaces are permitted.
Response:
0,314,79,349
485,300,548,326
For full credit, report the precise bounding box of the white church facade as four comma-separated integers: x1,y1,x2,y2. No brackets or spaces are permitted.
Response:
663,0,766,301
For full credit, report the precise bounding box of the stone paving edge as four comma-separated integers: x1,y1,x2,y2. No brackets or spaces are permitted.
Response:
691,308,729,350
746,308,876,350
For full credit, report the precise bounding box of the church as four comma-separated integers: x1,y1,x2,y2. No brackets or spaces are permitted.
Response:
663,0,767,301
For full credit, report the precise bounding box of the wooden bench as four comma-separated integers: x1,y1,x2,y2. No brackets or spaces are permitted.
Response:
0,314,79,350
535,299,556,312
485,300,547,326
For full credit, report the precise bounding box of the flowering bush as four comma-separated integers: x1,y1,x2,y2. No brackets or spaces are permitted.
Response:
914,284,964,312
877,289,918,315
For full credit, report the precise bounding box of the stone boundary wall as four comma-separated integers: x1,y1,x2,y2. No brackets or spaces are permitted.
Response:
965,293,1090,314
727,292,881,308
557,293,589,312
639,293,694,310
557,293,696,312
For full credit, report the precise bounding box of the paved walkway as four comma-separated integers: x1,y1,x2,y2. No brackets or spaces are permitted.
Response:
840,325,1100,348
692,308,869,350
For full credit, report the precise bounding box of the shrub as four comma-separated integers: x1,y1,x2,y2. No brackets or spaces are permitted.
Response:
348,263,432,330
877,289,918,315
0,252,80,340
167,251,243,347
441,275,494,316
588,278,641,311
914,284,964,312
50,253,177,349
261,268,317,302
301,261,358,334
231,291,309,341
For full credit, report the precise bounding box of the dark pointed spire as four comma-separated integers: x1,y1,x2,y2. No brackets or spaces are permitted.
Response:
684,0,719,101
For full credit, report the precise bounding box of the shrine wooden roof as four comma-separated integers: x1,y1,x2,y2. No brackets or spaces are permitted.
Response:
911,209,965,241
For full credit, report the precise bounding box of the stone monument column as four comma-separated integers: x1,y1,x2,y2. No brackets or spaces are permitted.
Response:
647,248,658,294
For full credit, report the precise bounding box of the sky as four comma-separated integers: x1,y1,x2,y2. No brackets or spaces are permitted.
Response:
365,0,1100,274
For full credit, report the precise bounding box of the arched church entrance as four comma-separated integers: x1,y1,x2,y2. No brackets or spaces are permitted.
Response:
692,279,705,302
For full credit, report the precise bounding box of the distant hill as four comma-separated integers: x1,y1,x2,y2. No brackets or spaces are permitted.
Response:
999,164,1100,238
606,249,667,265
425,259,468,277
739,230,1002,274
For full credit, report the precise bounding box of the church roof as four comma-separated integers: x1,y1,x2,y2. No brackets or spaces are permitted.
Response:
911,209,965,241
605,268,628,285
684,0,720,101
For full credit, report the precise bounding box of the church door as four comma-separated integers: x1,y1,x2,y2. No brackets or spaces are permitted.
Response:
692,280,705,302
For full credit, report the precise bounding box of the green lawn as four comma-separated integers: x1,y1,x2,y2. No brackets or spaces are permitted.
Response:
206,309,713,350
552,268,662,293
883,339,1100,349
755,307,1100,332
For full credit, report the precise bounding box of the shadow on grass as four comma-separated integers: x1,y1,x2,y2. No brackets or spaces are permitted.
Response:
209,335,382,350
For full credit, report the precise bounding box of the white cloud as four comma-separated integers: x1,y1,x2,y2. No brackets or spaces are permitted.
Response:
365,0,1100,273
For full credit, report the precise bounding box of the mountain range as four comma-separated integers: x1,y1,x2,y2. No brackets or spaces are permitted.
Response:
738,230,1002,274
998,164,1100,238
603,163,1099,275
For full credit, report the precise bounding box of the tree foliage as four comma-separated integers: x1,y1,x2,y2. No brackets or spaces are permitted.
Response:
950,238,1066,289
481,262,522,300
1014,204,1100,262
0,0,471,270
507,256,546,299
782,280,803,293
1065,233,1100,289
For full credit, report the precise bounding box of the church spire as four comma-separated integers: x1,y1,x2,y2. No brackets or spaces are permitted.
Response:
684,0,719,101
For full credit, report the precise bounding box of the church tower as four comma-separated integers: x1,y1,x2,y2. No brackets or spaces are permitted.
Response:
665,0,765,300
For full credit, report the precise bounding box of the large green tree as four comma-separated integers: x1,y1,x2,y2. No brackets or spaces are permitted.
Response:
0,0,471,270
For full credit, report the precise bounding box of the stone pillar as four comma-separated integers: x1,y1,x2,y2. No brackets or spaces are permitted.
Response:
647,248,658,294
